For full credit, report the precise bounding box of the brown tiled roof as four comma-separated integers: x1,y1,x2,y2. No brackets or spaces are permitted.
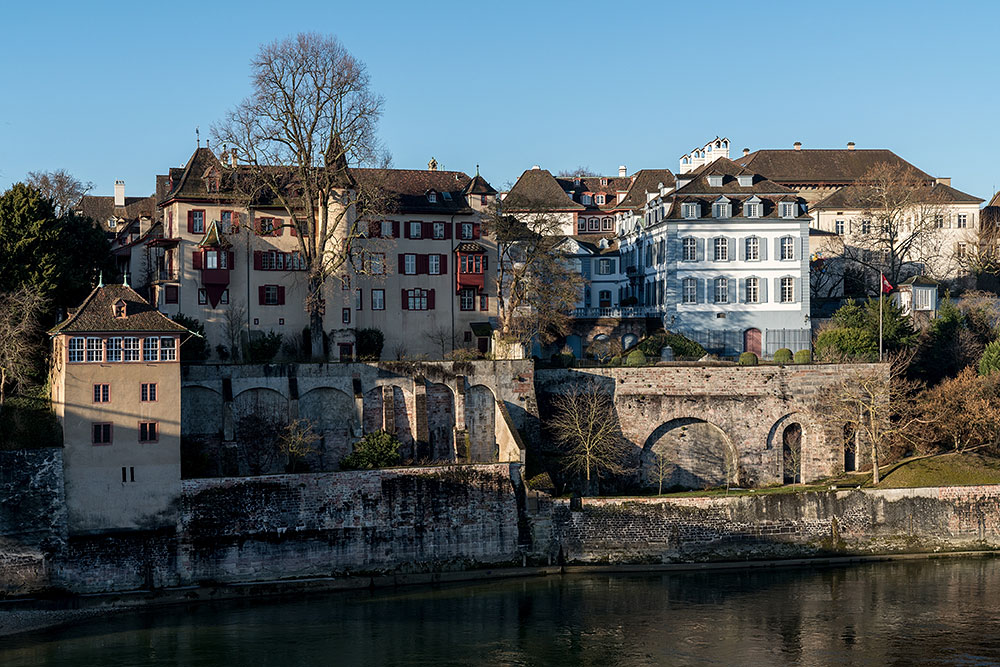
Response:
618,169,676,211
455,242,486,253
989,191,1000,208
735,149,934,184
354,168,476,214
813,182,983,209
49,284,188,335
464,173,497,196
665,194,807,221
160,147,230,204
558,175,634,211
504,168,583,211
76,194,157,224
672,157,796,196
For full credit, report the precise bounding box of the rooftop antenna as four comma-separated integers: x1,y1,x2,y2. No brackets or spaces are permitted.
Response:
196,126,200,148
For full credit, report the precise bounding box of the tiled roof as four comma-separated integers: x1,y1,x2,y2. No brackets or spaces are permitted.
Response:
354,168,478,214
813,182,983,209
563,235,619,255
49,284,188,335
464,173,497,196
504,168,583,211
617,169,676,211
76,194,157,224
989,191,1000,208
455,242,487,253
558,175,634,211
735,149,934,184
672,157,796,196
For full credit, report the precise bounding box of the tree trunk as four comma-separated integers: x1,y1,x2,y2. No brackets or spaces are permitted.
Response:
309,274,325,361
871,443,880,485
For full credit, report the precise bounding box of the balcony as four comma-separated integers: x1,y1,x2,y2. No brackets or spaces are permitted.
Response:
155,268,178,282
572,306,661,319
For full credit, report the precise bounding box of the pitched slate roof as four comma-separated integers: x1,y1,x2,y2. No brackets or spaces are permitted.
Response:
354,168,481,214
987,190,1000,208
735,149,934,184
464,172,497,196
49,284,188,335
76,194,157,224
813,182,983,209
160,147,229,204
503,168,583,211
672,157,796,196
617,169,675,211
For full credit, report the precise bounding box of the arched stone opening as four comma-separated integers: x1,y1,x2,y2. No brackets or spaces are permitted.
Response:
181,385,223,437
622,333,639,350
642,417,738,490
782,422,802,484
298,387,355,469
843,423,857,472
464,384,496,463
425,382,455,462
231,388,289,475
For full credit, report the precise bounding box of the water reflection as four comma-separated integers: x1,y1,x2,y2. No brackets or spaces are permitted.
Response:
3,559,1000,666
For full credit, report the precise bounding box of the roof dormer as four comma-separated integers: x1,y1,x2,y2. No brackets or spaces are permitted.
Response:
737,173,754,187
707,174,724,188
112,298,128,319
427,189,438,203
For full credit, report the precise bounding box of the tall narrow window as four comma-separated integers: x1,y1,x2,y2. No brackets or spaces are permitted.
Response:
714,237,728,262
68,337,85,362
714,277,729,303
835,219,845,235
781,277,795,303
123,337,140,362
460,288,475,311
371,289,385,311
139,422,158,443
745,277,759,304
92,423,113,445
106,337,123,362
958,214,968,228
682,277,697,304
143,337,159,361
160,337,176,361
93,384,110,403
141,383,157,402
86,337,103,362
780,237,794,260
404,254,416,275
745,237,759,261
428,254,441,275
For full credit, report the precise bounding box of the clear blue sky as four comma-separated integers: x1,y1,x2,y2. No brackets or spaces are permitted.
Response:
2,0,999,201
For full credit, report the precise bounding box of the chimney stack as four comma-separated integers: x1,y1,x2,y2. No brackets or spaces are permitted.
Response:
229,149,238,168
793,142,802,151
531,165,540,170
114,180,125,207
742,148,750,156
847,142,856,151
618,165,627,178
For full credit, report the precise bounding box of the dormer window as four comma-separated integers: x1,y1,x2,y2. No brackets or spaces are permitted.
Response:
780,202,798,218
681,202,700,219
573,178,581,188
707,174,723,187
582,194,592,205
427,191,437,203
744,196,762,218
737,174,753,187
712,197,731,219
113,299,127,319
442,191,452,201
600,178,608,186
595,194,605,205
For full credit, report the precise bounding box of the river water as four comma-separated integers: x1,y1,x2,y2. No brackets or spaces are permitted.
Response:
2,558,1000,666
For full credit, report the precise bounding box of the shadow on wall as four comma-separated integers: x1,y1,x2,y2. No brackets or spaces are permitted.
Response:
641,418,738,490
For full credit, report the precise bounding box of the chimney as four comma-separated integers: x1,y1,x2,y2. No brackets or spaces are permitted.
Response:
742,148,750,157
618,165,627,178
531,165,540,170
847,142,856,150
229,149,238,168
793,142,802,151
114,180,125,207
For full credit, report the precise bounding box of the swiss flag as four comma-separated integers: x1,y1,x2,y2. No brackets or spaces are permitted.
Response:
881,274,893,294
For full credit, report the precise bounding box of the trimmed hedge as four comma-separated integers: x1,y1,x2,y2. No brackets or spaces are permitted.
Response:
793,349,813,364
738,352,759,366
773,348,793,365
626,349,647,366
635,330,706,360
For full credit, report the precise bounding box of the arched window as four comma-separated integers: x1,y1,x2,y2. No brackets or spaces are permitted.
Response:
780,236,795,260
745,236,759,261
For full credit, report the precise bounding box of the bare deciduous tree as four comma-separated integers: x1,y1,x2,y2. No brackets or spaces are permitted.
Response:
224,300,247,361
549,381,625,495
919,368,1000,454
278,418,320,473
649,449,671,495
0,287,46,413
25,169,93,217
556,166,596,178
425,325,454,359
213,33,387,360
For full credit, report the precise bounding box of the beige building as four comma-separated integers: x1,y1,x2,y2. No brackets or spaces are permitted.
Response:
49,283,187,534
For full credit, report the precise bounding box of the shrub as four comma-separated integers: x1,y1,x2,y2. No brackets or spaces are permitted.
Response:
979,339,1000,376
215,344,230,361
608,355,622,367
356,328,385,361
738,352,759,366
636,330,706,360
246,330,283,363
814,326,877,362
172,313,208,362
773,348,793,365
340,430,402,470
626,349,646,366
793,349,813,364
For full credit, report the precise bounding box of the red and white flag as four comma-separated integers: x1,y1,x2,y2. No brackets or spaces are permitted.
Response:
880,273,893,294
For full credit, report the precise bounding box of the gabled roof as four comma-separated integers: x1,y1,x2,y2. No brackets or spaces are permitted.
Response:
161,147,228,203
672,157,796,196
455,242,487,253
76,194,157,224
617,169,675,211
558,175,633,211
199,220,226,247
353,168,478,214
559,235,619,256
735,148,934,184
813,182,983,209
989,191,1000,208
49,284,188,335
504,168,583,211
899,275,939,286
464,172,497,196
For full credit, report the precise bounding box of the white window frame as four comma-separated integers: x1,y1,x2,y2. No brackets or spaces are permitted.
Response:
404,254,417,275
433,222,445,239
461,223,474,239
160,337,176,361
745,236,759,261
123,337,140,362
682,238,696,262
780,236,794,261
745,277,759,304
371,289,385,311
682,203,699,219
409,222,422,239
86,337,103,363
598,258,612,275
780,202,797,218
714,277,729,304
682,277,696,304
780,277,795,303
143,337,159,362
744,202,761,218
835,219,845,235
68,337,85,362
958,213,968,229
714,237,728,262
428,254,441,275
106,337,123,362
407,289,429,311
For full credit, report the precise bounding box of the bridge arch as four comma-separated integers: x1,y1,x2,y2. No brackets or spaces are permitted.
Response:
642,417,738,490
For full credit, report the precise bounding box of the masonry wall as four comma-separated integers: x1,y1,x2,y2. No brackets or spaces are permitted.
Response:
530,486,1000,563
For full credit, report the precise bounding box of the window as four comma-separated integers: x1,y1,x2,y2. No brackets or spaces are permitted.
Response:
205,250,218,269
93,384,110,403
861,219,871,235
780,202,797,218
342,308,351,324
160,337,176,361
745,277,759,304
835,219,845,235
198,289,208,305
598,258,613,275
368,253,385,275
745,237,759,261
682,277,697,304
780,236,794,260
143,337,159,361
220,289,229,304
410,221,422,238
139,422,158,443
221,210,233,233
86,337,103,362
682,238,696,261
258,217,279,236
713,201,731,218
461,223,474,239
141,383,157,402
191,210,205,234
354,288,363,310
460,288,476,311
480,294,489,311
404,254,416,275
915,288,932,311
123,337,140,362
714,237,728,262
371,289,385,311
582,194,592,205
460,254,484,273
68,337,85,362
263,285,279,305
958,242,968,258
107,337,123,362
935,214,944,229
708,175,723,187
407,289,429,310
714,277,729,303
92,423,112,445
428,254,441,275
737,174,753,187
165,285,178,304
427,191,437,203
958,214,968,229
602,218,613,231
577,218,586,233
744,202,761,218
595,195,605,205
682,203,699,219
433,222,445,239
122,466,135,483
781,277,795,303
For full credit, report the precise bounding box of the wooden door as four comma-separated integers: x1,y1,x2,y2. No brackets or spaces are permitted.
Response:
743,328,762,356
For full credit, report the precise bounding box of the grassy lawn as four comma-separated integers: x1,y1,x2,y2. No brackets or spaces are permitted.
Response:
874,451,1000,489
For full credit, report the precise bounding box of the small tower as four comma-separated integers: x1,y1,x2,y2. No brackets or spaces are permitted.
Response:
49,284,188,534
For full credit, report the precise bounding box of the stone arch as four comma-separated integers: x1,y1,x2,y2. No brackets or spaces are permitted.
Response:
361,384,414,455
565,335,583,359
298,387,355,469
768,413,808,484
743,328,762,356
843,423,857,472
622,333,639,350
232,388,288,427
642,417,737,490
181,385,223,437
464,384,496,463
782,422,802,484
426,382,455,462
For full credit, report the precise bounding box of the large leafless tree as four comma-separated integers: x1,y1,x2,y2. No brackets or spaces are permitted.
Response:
213,33,387,359
0,287,46,413
24,169,92,217
549,381,625,495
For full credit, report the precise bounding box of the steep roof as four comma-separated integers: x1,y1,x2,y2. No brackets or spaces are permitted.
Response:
464,172,497,196
353,168,478,214
735,149,934,184
813,182,983,209
76,194,157,224
558,175,634,211
160,147,228,203
617,169,675,211
49,284,188,335
561,235,619,255
504,168,583,211
987,190,1000,208
672,157,796,196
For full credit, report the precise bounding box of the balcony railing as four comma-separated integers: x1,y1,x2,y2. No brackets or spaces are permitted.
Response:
572,306,661,319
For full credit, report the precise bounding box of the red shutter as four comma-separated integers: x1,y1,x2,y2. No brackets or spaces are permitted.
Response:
428,289,436,310
274,220,283,237
232,212,240,233
480,295,489,311
392,221,400,238
192,250,203,269
228,251,235,268
422,222,432,238
444,222,452,240
401,289,408,310
187,211,194,234
277,286,286,305
290,223,297,237
417,254,428,275
258,286,266,305
253,251,263,270
254,218,262,235
454,222,461,238
440,254,448,274
403,222,411,239
397,254,405,274
473,223,481,239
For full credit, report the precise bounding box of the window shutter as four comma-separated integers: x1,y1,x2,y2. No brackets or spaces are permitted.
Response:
369,221,379,237
793,277,800,303
397,254,405,274
760,238,768,261
192,250,203,270
483,255,488,271
774,237,781,260
728,237,736,262
696,237,705,262
403,222,411,239
187,210,194,234
392,221,400,238
428,289,436,310
233,212,240,232
258,286,266,305
228,251,235,268
728,279,737,304
401,289,408,310
738,238,746,262
418,254,428,274
773,277,781,302
444,223,452,240
696,278,705,304
760,277,768,303
253,251,262,270
440,254,448,274
473,223,481,239
274,220,283,237
277,286,285,305
738,278,746,303
480,295,489,311
422,222,432,238
290,223,297,237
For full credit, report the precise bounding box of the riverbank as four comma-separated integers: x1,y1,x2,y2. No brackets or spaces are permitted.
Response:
4,550,999,639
